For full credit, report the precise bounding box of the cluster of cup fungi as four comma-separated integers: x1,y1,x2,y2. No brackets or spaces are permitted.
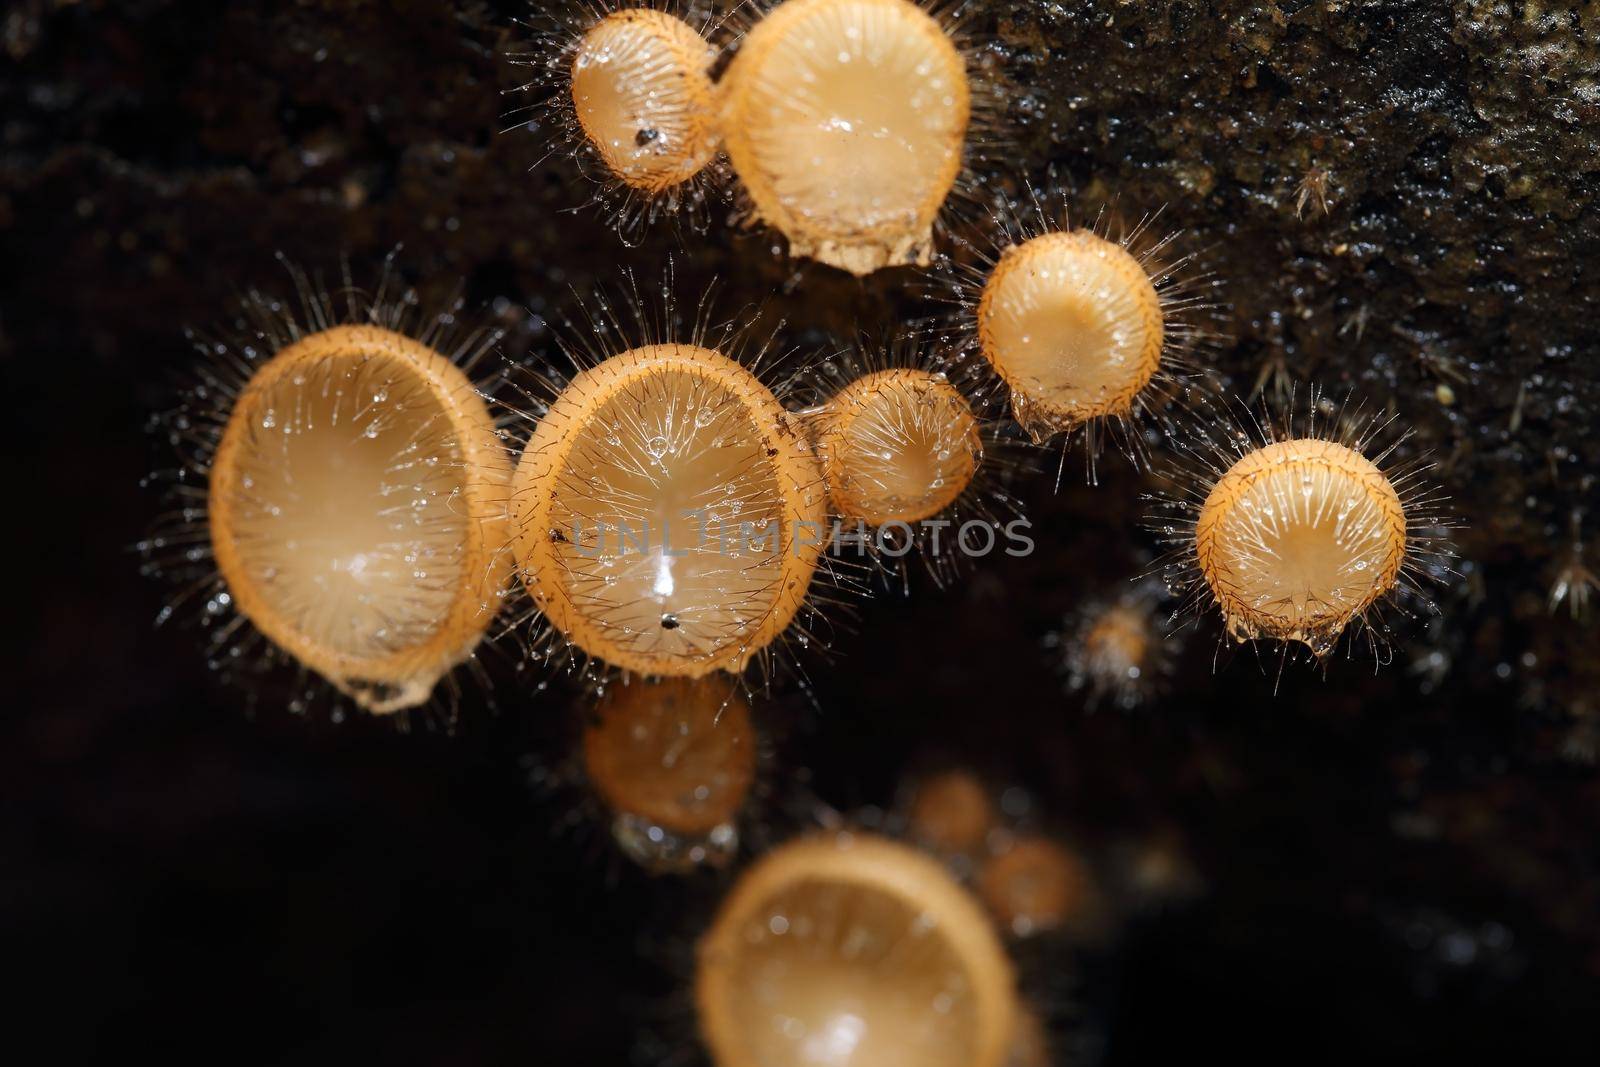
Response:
145,1,1462,1064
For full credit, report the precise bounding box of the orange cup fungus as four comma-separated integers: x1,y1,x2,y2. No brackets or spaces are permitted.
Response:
1195,438,1408,657
718,0,971,274
584,676,757,846
697,832,1016,1067
976,229,1167,443
569,9,721,194
509,343,827,678
811,368,982,526
207,324,510,713
907,768,995,854
978,836,1096,938
1058,587,1174,710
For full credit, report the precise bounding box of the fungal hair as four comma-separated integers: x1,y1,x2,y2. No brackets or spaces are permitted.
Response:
505,1,736,241
941,189,1226,484
1053,578,1175,710
712,0,1012,274
1146,388,1459,673
500,270,853,697
143,252,517,722
790,336,1030,591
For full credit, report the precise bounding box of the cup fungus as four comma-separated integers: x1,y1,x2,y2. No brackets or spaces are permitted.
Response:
908,768,995,855
510,343,827,678
1007,1007,1052,1067
207,324,511,713
1150,394,1455,668
977,836,1095,938
811,368,982,526
697,832,1016,1067
1195,438,1409,656
584,676,757,868
718,0,971,275
570,9,720,194
1055,584,1174,710
976,229,1168,443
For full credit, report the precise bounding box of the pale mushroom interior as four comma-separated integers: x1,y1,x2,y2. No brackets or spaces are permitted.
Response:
547,367,788,665
982,241,1160,416
832,377,977,522
571,14,709,186
721,878,980,1067
1208,458,1398,631
224,354,468,662
737,1,966,237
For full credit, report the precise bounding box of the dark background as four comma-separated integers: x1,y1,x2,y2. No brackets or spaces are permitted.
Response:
4,1,1598,1063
